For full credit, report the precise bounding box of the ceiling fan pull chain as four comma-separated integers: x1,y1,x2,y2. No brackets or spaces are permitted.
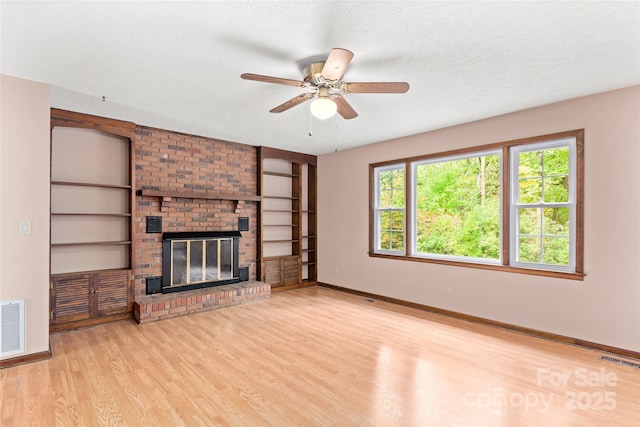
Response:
308,108,313,136
334,114,339,152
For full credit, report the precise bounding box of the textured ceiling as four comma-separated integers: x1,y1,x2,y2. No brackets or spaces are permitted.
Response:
2,1,639,155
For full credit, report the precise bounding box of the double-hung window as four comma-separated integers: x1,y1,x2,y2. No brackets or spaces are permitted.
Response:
510,138,576,272
373,164,405,254
369,130,584,279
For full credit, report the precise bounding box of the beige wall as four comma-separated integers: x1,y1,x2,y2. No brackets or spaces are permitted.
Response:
318,85,640,352
0,75,51,358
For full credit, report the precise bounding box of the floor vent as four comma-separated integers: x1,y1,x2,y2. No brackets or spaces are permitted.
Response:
600,355,640,369
364,298,376,303
1,300,25,357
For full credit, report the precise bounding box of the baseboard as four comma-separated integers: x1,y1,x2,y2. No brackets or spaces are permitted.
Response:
318,282,640,361
0,348,52,369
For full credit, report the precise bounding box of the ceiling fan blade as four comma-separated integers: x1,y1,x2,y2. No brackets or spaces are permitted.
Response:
332,94,358,120
321,48,354,81
241,73,306,87
270,93,315,113
341,82,410,93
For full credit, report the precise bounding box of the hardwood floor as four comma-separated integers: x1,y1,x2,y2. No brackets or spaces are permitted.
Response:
2,286,639,426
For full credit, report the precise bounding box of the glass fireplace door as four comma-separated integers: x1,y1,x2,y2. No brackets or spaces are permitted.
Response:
170,238,233,287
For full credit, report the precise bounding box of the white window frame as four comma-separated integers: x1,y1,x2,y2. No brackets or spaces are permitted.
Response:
509,137,577,272
410,149,503,264
373,163,406,255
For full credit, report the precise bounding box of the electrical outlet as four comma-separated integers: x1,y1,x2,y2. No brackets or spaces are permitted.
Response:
335,265,340,274
445,284,453,294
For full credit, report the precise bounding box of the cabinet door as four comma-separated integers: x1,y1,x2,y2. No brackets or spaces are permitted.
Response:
51,270,131,326
263,257,283,286
282,255,300,286
262,256,300,287
96,270,131,316
51,273,92,324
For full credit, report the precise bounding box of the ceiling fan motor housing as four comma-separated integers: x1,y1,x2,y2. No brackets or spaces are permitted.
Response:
303,62,341,88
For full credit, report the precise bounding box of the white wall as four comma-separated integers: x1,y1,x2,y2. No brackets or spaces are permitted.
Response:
0,75,51,358
318,85,640,352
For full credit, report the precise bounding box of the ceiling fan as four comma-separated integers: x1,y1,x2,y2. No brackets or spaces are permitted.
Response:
241,48,409,120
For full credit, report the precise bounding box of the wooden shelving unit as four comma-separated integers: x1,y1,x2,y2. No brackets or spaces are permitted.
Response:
49,109,136,332
52,180,132,190
258,147,317,290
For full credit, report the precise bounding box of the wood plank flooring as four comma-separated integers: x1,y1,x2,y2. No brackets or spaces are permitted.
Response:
1,286,639,426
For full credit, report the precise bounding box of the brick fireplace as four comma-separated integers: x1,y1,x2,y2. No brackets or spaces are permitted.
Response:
133,126,266,322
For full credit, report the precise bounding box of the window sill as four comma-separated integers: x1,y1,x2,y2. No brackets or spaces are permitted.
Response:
368,252,585,281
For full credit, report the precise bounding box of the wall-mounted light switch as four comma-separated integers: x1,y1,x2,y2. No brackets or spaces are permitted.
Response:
19,221,31,235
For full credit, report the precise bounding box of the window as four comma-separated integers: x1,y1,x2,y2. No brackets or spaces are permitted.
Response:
510,139,576,272
370,130,584,279
373,164,405,254
413,150,501,263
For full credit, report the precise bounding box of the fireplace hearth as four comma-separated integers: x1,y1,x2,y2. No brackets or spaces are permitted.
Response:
161,231,242,294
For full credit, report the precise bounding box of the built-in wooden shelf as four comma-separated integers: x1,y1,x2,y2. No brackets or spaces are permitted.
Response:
263,171,299,178
51,240,132,247
137,188,261,212
259,146,317,287
263,195,299,200
52,180,132,190
52,213,132,217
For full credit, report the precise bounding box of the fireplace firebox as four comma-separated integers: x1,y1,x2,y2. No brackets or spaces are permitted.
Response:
161,231,241,293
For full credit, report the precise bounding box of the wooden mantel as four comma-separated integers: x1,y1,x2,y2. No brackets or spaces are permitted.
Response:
136,189,261,212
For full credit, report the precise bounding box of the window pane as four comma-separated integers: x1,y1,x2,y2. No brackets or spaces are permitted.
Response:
392,188,404,207
519,150,542,178
414,153,500,260
416,214,456,255
518,208,540,235
379,211,391,231
519,177,542,203
390,231,404,251
543,176,569,203
378,231,391,250
378,189,392,208
542,237,569,265
378,169,394,190
518,236,541,263
543,208,569,236
391,210,404,230
544,147,569,175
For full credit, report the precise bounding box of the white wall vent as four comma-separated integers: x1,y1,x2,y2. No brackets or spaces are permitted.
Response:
1,300,26,358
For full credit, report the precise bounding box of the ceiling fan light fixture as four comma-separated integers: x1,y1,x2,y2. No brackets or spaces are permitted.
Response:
310,97,337,120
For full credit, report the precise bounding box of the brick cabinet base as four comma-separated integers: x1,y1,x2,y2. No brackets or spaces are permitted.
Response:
134,281,270,324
